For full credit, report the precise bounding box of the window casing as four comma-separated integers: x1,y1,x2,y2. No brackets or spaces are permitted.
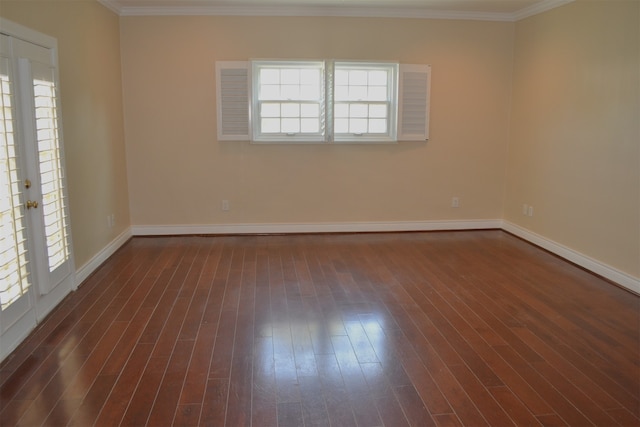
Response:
252,61,326,143
333,62,397,143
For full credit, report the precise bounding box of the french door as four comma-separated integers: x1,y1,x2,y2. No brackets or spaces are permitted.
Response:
0,26,74,361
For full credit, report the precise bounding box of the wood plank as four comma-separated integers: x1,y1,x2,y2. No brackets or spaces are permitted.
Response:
0,231,637,427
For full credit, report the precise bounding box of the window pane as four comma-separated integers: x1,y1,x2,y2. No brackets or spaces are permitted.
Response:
301,118,319,133
281,85,300,99
300,69,320,85
281,69,300,84
350,118,367,134
369,119,387,133
335,86,349,101
281,103,300,117
335,70,348,85
300,85,320,100
368,86,387,101
349,70,367,85
261,103,280,117
349,86,367,101
368,70,387,85
262,118,280,133
334,118,348,133
369,104,387,118
301,104,319,118
350,104,368,118
282,118,300,133
260,85,280,100
334,104,348,117
260,69,280,84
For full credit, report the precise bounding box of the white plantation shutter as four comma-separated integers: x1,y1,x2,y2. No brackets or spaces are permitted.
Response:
0,52,31,309
30,62,71,277
215,60,430,143
398,64,431,141
216,61,250,141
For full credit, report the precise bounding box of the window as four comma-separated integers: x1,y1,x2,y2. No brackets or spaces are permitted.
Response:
333,62,397,142
252,61,325,143
216,60,430,144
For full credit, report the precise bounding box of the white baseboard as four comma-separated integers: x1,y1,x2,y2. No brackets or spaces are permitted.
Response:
86,220,637,295
8,218,630,365
75,228,132,287
131,219,502,236
502,221,640,294
1,229,132,364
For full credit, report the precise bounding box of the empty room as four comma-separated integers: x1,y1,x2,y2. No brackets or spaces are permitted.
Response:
0,0,638,425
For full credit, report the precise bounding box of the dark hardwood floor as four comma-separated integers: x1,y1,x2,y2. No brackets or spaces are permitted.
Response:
0,230,638,426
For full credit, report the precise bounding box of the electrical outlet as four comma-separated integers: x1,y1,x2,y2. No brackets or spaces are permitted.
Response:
451,197,460,208
221,200,230,211
528,206,534,217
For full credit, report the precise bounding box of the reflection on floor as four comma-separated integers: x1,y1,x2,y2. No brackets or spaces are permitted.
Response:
1,231,638,426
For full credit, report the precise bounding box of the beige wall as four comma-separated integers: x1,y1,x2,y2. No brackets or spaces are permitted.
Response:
0,0,130,269
120,16,514,225
2,0,636,283
505,0,640,278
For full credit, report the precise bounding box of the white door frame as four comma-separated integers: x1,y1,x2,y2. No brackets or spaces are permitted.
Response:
0,18,76,362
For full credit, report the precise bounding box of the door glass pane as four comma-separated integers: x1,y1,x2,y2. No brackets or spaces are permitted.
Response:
0,58,31,309
31,66,69,273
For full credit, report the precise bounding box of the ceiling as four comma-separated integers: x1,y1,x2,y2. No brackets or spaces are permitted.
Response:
99,0,573,20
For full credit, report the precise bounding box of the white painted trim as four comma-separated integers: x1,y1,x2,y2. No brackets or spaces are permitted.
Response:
131,220,501,236
1,228,131,363
1,215,630,363
131,220,639,294
75,228,132,287
103,0,574,21
512,0,574,21
502,221,640,295
97,0,122,15
118,5,511,20
0,312,36,363
0,18,58,49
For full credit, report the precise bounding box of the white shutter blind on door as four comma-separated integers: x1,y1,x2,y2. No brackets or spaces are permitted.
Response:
30,62,70,275
398,64,431,141
216,61,250,141
0,55,31,309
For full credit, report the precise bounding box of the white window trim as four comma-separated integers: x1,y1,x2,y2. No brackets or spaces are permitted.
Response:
251,60,326,144
332,61,398,144
215,60,431,144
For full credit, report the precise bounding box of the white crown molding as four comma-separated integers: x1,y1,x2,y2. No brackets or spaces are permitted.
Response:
119,6,512,21
97,0,121,15
511,0,573,21
97,0,574,21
